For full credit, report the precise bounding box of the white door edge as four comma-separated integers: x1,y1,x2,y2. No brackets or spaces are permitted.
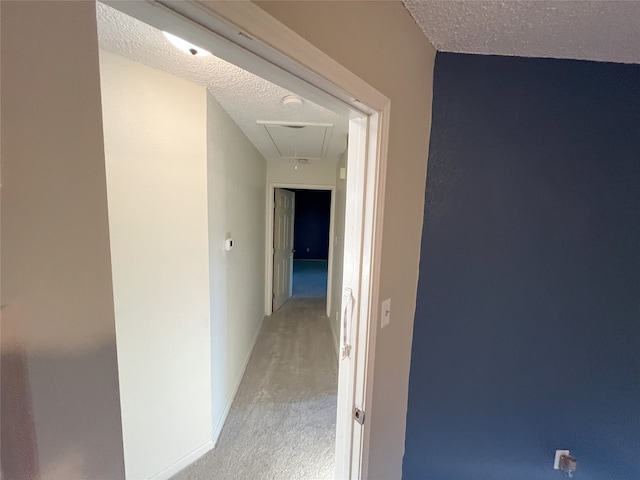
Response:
106,2,391,478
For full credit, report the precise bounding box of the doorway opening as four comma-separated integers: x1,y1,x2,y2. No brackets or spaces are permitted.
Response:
99,2,390,479
291,188,331,298
270,186,336,315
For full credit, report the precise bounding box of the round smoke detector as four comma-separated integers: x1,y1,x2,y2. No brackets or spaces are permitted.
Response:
282,95,304,107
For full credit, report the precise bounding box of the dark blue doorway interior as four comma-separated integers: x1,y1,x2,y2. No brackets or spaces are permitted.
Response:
291,189,331,297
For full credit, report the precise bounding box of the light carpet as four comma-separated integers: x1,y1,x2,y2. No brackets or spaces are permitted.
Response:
172,297,338,480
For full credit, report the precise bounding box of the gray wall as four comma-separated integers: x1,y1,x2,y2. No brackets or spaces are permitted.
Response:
404,53,640,479
1,2,125,478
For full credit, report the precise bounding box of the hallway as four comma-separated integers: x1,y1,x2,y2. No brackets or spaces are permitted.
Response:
173,297,338,480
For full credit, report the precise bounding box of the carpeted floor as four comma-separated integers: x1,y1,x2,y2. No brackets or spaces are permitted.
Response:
293,260,328,297
172,297,338,480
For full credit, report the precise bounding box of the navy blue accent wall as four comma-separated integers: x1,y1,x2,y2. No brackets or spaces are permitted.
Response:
292,189,331,260
404,53,640,479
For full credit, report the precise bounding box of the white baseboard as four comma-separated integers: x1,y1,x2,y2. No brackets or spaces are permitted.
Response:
211,313,266,445
149,439,214,480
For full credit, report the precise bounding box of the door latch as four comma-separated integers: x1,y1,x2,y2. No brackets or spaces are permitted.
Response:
354,406,365,425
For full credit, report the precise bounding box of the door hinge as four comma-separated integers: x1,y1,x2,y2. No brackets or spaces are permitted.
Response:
354,406,365,426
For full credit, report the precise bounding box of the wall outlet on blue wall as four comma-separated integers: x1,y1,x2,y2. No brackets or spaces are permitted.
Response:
554,450,570,469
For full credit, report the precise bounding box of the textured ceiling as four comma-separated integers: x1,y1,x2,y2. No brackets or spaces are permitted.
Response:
96,3,348,162
403,1,640,64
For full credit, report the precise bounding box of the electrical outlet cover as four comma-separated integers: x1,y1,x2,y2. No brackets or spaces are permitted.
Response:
554,450,570,469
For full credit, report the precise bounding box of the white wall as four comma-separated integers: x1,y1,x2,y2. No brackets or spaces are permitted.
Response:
329,150,348,353
1,2,125,478
255,2,436,477
206,93,267,442
267,158,337,186
99,52,212,480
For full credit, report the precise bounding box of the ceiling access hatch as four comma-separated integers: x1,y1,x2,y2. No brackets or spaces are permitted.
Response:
258,121,334,159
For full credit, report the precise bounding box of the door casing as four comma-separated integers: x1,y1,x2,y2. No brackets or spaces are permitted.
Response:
266,184,336,317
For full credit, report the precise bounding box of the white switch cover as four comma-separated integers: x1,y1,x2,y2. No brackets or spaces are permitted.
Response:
381,298,391,328
554,450,570,469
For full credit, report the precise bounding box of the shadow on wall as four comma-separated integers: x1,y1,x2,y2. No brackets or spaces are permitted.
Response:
1,334,39,479
1,303,125,480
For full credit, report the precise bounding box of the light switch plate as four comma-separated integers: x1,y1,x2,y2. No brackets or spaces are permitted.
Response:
381,298,391,328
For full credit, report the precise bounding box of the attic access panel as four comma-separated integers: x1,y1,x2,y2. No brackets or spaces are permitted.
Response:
259,121,334,159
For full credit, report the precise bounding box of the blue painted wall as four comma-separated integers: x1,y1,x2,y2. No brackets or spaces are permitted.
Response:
404,53,640,479
292,189,331,260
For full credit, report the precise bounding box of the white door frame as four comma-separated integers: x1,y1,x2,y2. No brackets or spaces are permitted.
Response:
266,183,336,317
105,2,390,478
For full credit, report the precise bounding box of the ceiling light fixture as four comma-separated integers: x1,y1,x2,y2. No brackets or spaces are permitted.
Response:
294,158,309,170
162,32,211,57
282,95,304,107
